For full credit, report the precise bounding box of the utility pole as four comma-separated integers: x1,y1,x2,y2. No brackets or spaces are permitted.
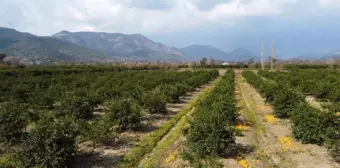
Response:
261,42,265,70
270,40,275,70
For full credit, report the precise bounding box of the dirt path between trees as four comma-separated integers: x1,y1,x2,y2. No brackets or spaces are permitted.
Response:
139,72,225,168
223,71,339,168
73,72,223,168
138,70,225,168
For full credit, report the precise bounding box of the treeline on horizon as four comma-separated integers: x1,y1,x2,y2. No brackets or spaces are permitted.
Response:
181,63,340,69
2,61,340,71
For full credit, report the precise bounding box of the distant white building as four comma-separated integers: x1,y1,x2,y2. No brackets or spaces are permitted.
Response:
222,62,230,66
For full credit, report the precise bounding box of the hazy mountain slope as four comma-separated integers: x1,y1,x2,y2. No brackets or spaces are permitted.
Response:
180,45,229,61
0,27,34,48
180,45,260,62
293,54,324,60
226,48,259,62
322,51,340,60
0,27,108,61
52,31,186,61
1,37,107,61
0,27,280,62
291,51,340,60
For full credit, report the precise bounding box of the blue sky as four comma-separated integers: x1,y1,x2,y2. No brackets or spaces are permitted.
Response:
1,0,340,58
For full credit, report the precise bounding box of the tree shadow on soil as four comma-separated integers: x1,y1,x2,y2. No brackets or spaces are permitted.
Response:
133,123,159,133
224,144,255,158
72,152,123,168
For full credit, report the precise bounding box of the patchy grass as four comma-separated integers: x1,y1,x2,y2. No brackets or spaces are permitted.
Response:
140,110,193,167
238,77,266,135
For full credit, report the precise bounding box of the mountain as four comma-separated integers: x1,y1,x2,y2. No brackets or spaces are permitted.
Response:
0,27,187,62
291,51,340,61
52,31,186,61
293,54,323,60
226,48,259,62
180,45,259,62
0,27,108,62
180,45,228,61
322,51,340,60
0,27,34,48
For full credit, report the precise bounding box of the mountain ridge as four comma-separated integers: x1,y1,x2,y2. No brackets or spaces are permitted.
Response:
180,44,228,61
0,27,188,62
52,30,186,61
181,44,259,62
0,27,108,62
227,48,260,62
2,26,338,63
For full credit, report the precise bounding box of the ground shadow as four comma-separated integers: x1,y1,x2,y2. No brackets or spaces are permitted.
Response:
224,143,255,158
167,103,185,110
133,122,159,133
72,152,123,168
235,117,253,127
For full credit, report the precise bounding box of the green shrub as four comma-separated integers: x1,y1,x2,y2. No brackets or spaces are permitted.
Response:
19,116,78,168
0,101,28,144
260,81,278,103
84,119,116,148
181,152,223,168
117,80,213,168
291,104,339,144
94,87,122,103
159,84,189,103
0,154,19,168
243,71,303,118
57,94,93,119
104,98,141,130
248,71,340,145
258,69,340,102
185,70,236,166
246,70,340,161
187,110,236,157
272,88,303,118
328,140,340,162
329,102,340,113
10,84,30,103
143,88,167,114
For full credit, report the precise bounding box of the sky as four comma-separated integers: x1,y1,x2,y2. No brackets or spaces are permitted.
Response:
1,0,340,58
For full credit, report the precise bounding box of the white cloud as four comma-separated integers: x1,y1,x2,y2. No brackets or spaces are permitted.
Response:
207,0,280,21
0,0,337,35
320,0,340,6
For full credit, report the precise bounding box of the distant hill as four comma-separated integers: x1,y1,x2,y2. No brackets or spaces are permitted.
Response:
322,51,340,60
180,45,229,61
0,27,270,62
0,27,34,48
52,31,186,61
291,51,340,61
0,27,108,62
226,48,259,62
180,45,259,62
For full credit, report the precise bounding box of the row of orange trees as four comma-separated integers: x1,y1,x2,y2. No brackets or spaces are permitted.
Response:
0,66,218,167
258,70,340,103
283,64,340,70
242,71,339,161
183,70,237,167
